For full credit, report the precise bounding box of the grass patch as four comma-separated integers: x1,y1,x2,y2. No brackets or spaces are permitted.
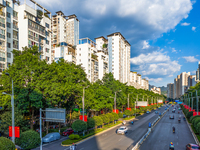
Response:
62,138,82,145
123,116,135,120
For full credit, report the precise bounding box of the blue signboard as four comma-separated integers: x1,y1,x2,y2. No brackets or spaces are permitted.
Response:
175,100,180,102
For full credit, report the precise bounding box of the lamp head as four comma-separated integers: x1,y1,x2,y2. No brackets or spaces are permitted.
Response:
5,72,9,76
2,92,7,95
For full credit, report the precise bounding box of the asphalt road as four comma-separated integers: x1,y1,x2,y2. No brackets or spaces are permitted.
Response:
70,106,166,150
139,105,196,150
32,106,166,150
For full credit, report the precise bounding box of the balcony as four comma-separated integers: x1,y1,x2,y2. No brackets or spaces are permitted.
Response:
13,35,18,40
13,44,18,49
13,25,18,30
0,11,5,17
13,16,18,20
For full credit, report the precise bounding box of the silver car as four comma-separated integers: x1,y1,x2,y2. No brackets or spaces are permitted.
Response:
42,132,60,143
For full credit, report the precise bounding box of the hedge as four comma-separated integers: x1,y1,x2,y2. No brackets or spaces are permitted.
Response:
72,120,87,132
69,134,80,140
87,118,95,129
0,137,15,150
93,116,103,127
15,130,40,149
186,111,193,119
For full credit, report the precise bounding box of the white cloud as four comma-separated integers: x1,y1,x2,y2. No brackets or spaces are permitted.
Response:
130,51,181,76
168,40,174,44
181,22,190,26
183,56,199,62
142,41,150,49
172,48,177,53
145,77,163,83
191,70,196,74
192,26,196,31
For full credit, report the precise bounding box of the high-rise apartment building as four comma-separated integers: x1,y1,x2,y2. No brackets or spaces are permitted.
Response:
167,83,174,99
151,87,161,95
188,75,196,89
51,12,79,63
107,32,130,84
95,36,108,80
180,72,190,95
196,61,200,83
173,78,177,99
76,38,98,82
0,0,52,73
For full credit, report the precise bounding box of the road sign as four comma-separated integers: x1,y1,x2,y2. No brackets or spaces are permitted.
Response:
45,108,66,123
9,126,20,138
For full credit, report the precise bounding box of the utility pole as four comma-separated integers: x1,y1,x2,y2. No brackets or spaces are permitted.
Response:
114,92,117,113
11,79,15,144
127,93,129,108
196,90,198,115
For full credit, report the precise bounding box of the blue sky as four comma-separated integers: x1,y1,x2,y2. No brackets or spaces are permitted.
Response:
32,0,199,87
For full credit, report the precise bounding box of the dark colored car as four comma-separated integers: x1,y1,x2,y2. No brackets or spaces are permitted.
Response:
169,115,174,119
62,128,74,136
186,143,200,150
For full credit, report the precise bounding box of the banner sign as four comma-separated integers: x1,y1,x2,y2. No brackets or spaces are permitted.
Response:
137,101,148,106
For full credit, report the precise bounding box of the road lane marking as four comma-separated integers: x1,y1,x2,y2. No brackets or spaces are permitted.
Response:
119,138,122,141
79,148,84,150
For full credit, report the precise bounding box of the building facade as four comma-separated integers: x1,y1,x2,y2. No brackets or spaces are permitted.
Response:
167,83,174,99
196,61,200,83
150,87,161,95
0,0,52,74
107,32,130,84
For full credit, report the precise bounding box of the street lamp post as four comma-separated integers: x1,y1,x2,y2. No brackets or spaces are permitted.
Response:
135,95,138,117
82,85,89,136
127,93,129,108
196,90,198,115
2,73,15,144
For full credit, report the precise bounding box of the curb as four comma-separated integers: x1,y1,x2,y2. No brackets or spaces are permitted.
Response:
182,108,200,145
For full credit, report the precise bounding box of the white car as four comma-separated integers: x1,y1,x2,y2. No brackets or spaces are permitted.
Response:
117,126,128,135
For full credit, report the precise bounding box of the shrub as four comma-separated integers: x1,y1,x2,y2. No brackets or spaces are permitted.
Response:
87,118,95,129
118,112,123,118
93,116,103,127
111,112,119,120
196,122,200,135
69,134,80,140
193,118,200,130
69,134,75,140
0,137,15,150
100,114,109,124
191,116,200,123
72,120,87,132
123,110,132,116
186,111,193,119
15,130,40,149
74,134,80,139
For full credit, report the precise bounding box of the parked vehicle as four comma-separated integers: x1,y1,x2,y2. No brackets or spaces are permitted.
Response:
62,129,74,136
146,111,150,114
186,143,200,150
117,126,128,135
42,132,60,143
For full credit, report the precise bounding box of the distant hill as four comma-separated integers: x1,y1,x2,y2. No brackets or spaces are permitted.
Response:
149,85,167,93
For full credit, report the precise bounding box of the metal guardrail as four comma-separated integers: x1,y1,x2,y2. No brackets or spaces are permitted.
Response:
132,106,170,150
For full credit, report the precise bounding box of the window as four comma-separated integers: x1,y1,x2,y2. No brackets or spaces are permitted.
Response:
6,1,10,7
7,32,10,38
46,31,49,36
46,48,49,53
7,52,11,58
45,23,49,28
79,53,81,56
46,40,49,45
7,42,10,48
7,22,10,28
7,12,10,18
88,59,90,62
79,59,81,62
46,56,49,61
88,53,90,56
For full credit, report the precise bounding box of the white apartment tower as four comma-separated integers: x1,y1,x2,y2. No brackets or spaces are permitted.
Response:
0,0,52,74
76,38,98,82
95,36,108,80
107,32,130,84
167,83,174,99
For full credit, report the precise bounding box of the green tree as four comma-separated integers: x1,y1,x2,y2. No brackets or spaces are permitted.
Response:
0,137,15,150
118,112,123,118
0,108,29,134
111,112,119,121
15,130,40,149
100,114,109,126
87,118,95,129
72,120,87,132
123,110,132,116
93,116,103,128
71,111,80,120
